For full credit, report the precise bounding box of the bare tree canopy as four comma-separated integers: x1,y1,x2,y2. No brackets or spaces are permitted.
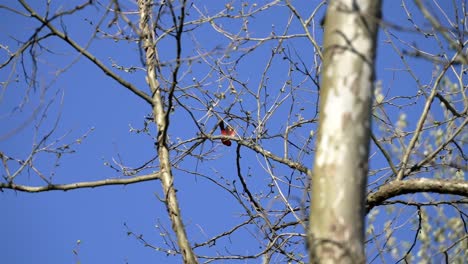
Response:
0,0,466,263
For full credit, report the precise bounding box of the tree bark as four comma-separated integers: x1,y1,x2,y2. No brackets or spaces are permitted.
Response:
137,1,198,263
309,0,381,263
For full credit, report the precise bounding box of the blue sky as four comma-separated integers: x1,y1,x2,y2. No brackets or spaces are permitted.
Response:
1,0,464,263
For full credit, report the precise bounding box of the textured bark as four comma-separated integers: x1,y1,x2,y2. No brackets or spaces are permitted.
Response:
137,1,198,263
309,0,381,263
366,178,468,213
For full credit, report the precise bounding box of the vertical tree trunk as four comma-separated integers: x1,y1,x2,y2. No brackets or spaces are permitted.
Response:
137,1,198,263
309,0,381,263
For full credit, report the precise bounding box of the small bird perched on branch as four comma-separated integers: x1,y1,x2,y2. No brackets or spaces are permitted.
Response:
219,121,234,146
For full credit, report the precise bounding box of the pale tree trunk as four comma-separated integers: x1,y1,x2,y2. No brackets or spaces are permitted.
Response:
309,0,381,263
137,1,198,263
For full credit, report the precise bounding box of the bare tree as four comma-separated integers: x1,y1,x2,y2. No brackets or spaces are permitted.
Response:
309,0,381,263
0,0,466,263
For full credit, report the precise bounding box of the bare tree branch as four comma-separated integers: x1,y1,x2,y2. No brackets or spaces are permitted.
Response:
366,178,468,213
0,172,161,193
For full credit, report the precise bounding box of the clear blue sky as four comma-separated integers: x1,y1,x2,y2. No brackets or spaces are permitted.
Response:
0,1,460,263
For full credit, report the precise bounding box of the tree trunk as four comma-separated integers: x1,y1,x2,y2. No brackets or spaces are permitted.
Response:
309,0,381,263
137,1,198,263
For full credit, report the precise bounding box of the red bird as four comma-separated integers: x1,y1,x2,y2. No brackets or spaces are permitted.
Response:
219,121,234,146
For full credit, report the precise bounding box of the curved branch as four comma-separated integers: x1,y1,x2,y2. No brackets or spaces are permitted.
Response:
366,178,468,213
17,0,153,105
205,135,311,176
0,172,161,193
